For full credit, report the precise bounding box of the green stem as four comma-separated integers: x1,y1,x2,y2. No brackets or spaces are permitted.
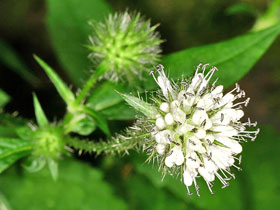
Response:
75,61,108,105
65,133,151,155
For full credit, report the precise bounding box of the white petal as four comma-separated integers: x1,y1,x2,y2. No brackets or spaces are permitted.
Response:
165,155,175,168
235,110,244,120
211,85,223,96
198,167,214,182
176,123,194,135
195,128,206,139
215,136,242,154
156,117,166,130
165,113,174,125
204,158,218,173
173,108,186,124
192,110,209,126
183,169,193,187
211,125,238,137
174,147,184,166
188,137,204,153
170,100,180,112
156,144,166,155
190,73,203,90
220,93,235,106
160,102,169,113
205,134,215,144
155,130,172,144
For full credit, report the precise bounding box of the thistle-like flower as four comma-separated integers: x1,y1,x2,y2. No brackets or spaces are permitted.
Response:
88,11,162,83
121,64,259,196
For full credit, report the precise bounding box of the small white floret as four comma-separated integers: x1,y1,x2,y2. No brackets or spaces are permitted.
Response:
165,113,174,125
156,117,166,130
160,102,169,113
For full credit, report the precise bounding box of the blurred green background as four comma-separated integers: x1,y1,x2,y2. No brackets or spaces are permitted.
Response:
0,0,279,209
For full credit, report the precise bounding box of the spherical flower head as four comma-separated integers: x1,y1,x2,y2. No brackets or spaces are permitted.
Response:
88,11,162,84
130,64,259,196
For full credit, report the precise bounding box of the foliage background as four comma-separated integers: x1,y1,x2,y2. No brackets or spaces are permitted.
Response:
0,0,279,209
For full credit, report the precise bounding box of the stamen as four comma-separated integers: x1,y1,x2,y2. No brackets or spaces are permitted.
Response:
202,63,209,74
232,98,250,108
195,63,203,75
206,182,214,194
205,66,218,82
221,168,236,179
214,171,228,186
232,164,242,171
186,186,193,196
193,178,200,197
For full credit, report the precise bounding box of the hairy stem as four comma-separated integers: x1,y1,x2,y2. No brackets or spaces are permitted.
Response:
65,133,151,155
75,61,108,105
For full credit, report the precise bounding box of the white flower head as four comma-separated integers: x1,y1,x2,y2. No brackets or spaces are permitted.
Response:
124,63,259,196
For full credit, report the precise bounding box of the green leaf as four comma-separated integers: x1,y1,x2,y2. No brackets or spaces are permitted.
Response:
0,113,28,127
241,126,280,210
46,0,113,86
99,101,136,120
34,55,75,105
0,40,39,86
0,89,10,108
83,107,110,136
123,173,198,210
0,138,33,174
161,24,280,88
119,93,159,119
47,158,58,180
70,114,96,136
0,158,127,210
33,93,48,127
87,81,136,120
89,24,280,120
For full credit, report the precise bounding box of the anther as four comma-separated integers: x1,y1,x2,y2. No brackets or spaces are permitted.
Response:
195,63,203,75
221,113,224,122
201,119,206,127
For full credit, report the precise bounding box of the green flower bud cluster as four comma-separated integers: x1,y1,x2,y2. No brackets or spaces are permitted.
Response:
88,11,162,84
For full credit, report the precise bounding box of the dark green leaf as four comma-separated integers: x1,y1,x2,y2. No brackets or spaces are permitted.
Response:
34,55,75,105
0,113,28,127
0,138,33,173
0,158,127,210
46,0,113,86
89,24,280,120
33,93,49,127
83,107,110,136
99,101,136,120
87,81,136,120
0,40,39,86
70,114,96,136
161,24,280,88
0,89,10,108
123,172,198,210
